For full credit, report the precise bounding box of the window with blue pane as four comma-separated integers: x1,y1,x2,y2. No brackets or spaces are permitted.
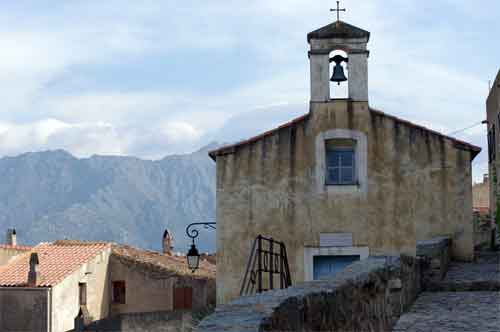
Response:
325,139,356,185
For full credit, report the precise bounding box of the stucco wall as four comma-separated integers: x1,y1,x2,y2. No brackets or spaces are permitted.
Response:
51,248,111,332
109,255,216,316
0,248,26,266
0,287,50,332
215,100,476,304
487,70,500,218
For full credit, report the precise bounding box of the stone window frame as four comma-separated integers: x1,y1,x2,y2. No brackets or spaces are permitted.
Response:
315,129,368,195
304,246,370,281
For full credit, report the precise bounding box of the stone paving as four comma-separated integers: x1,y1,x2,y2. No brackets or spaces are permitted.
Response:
393,291,500,332
428,251,500,291
394,251,500,332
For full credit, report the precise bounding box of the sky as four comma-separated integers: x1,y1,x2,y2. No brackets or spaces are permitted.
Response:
0,0,497,183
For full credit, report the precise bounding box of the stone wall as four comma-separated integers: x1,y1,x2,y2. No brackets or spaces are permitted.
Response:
215,100,476,303
473,211,493,248
416,236,451,281
0,287,49,332
197,256,425,332
84,311,194,332
487,69,500,221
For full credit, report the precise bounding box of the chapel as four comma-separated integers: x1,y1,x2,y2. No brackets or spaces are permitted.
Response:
209,15,480,304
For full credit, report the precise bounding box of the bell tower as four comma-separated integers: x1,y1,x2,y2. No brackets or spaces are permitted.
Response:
307,13,370,102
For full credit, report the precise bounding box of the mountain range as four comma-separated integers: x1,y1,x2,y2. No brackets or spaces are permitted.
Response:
0,144,218,252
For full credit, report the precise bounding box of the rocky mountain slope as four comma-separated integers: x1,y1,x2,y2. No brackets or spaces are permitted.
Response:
0,144,217,252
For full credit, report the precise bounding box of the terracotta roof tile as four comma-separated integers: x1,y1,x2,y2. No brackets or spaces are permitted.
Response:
208,108,481,160
0,241,110,287
111,245,215,279
0,244,32,251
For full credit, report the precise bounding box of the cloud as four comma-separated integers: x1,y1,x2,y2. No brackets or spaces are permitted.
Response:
0,0,497,185
0,119,121,157
0,117,207,159
161,121,201,143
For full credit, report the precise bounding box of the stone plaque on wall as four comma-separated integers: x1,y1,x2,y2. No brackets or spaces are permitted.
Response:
320,233,353,247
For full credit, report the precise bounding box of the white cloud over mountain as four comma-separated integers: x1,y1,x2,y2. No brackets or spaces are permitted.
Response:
0,0,496,182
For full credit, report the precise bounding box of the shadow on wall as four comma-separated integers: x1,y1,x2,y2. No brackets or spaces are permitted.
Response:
76,310,196,332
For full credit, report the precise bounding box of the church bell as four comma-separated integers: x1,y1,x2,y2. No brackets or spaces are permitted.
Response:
330,55,348,85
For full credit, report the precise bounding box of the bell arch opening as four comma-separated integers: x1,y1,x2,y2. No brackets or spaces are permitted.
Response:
329,50,348,99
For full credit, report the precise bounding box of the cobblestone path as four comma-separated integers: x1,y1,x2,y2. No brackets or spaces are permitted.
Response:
393,291,500,332
429,254,500,291
394,251,500,332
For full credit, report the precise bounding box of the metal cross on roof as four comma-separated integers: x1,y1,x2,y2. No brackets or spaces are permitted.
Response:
330,1,346,21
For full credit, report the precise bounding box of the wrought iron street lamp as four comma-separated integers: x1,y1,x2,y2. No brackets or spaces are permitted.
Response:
185,222,216,272
187,243,200,272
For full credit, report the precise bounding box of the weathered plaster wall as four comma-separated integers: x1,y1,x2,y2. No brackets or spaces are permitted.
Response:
215,100,475,304
0,248,26,266
109,255,175,315
0,287,50,332
487,70,500,218
109,255,215,315
51,248,111,332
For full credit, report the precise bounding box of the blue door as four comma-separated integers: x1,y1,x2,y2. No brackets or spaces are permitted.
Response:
313,255,360,280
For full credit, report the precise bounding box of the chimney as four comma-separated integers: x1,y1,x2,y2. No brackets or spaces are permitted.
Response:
6,229,16,246
28,253,40,287
162,229,173,255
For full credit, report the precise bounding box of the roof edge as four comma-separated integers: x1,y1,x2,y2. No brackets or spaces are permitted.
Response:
307,20,370,42
208,108,481,161
487,69,500,102
369,108,482,160
0,244,32,251
208,114,309,161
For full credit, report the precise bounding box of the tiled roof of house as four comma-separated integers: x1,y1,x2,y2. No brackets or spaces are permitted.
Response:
111,244,215,279
0,241,110,287
0,244,32,251
208,108,482,160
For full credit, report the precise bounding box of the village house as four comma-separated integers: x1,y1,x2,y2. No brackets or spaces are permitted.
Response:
209,19,481,304
473,174,489,215
0,229,32,266
487,70,500,219
486,69,500,246
0,230,215,332
472,175,493,247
